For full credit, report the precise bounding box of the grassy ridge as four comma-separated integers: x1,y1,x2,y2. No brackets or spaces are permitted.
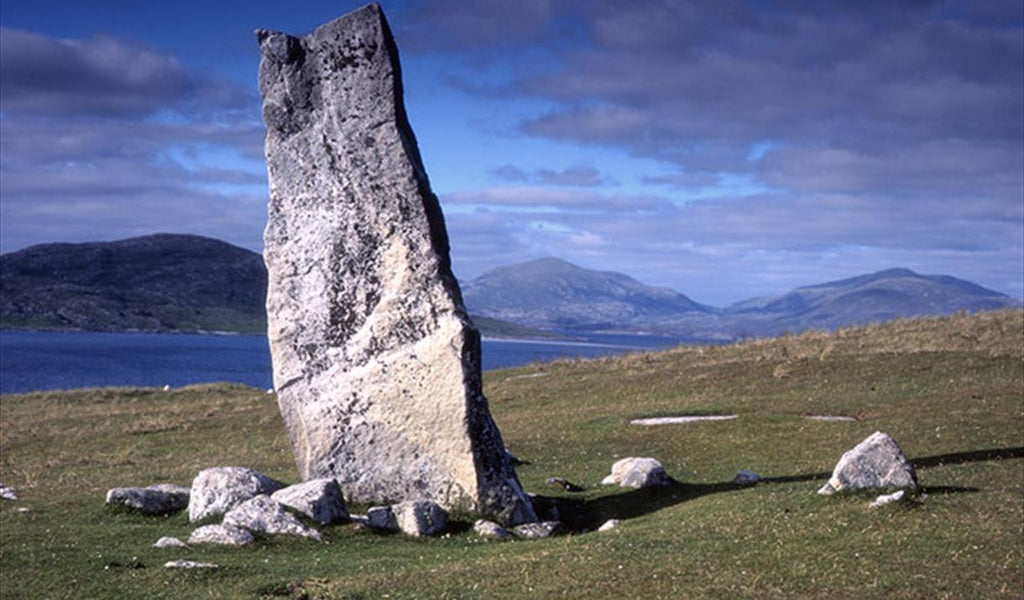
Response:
1,310,1021,598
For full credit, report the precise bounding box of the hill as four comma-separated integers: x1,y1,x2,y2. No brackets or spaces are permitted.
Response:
0,234,267,333
462,257,715,331
0,234,559,339
1,310,1020,598
725,267,1020,336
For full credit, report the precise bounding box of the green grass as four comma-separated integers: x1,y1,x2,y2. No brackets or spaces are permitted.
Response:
2,310,1022,599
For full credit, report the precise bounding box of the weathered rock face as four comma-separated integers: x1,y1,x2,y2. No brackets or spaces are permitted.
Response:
223,495,322,541
256,3,534,525
188,467,285,523
271,478,349,525
817,431,918,495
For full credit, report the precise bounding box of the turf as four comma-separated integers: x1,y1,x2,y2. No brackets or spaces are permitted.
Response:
1,310,1021,599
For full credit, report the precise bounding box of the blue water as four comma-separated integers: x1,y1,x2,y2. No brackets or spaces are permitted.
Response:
0,330,679,394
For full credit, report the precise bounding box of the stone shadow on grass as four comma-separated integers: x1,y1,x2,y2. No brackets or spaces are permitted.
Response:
541,446,1024,532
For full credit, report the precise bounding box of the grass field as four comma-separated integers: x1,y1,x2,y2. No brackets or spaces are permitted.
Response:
1,310,1022,599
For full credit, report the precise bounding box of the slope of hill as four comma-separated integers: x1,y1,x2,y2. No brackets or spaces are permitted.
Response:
725,267,1020,335
462,257,714,331
0,234,268,333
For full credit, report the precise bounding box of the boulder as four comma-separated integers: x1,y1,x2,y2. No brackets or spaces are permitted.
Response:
188,524,254,546
473,519,510,539
188,467,285,523
153,536,188,548
512,521,566,539
365,506,399,532
393,500,448,537
256,3,534,526
223,494,321,541
271,478,349,525
817,431,918,495
106,483,190,515
601,457,671,489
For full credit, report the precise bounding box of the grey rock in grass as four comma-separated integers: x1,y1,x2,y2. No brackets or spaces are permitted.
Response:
732,470,762,487
598,519,620,532
601,457,671,489
817,431,918,495
869,489,907,507
188,524,254,546
188,467,285,523
223,494,321,541
365,506,399,532
393,500,448,537
512,521,566,539
164,560,219,569
153,536,188,548
256,3,534,527
271,478,349,525
473,519,510,539
106,483,190,515
0,483,18,501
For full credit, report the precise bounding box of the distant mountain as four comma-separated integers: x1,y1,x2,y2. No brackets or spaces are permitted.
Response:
0,234,268,333
0,234,560,339
724,267,1020,336
462,257,715,332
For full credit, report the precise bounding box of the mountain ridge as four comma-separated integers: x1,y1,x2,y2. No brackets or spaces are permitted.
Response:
2,234,1018,340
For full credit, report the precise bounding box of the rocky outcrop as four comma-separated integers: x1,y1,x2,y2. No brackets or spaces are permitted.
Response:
188,467,285,522
601,457,672,489
256,3,534,525
106,483,190,515
271,478,349,525
817,431,918,495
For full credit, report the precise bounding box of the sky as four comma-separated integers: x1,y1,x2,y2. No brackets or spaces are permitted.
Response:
1,0,1021,306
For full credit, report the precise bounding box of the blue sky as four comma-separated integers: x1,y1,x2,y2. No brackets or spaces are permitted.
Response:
1,0,1021,305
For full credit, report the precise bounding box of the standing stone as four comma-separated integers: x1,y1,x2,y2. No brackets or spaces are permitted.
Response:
817,431,918,495
256,3,534,526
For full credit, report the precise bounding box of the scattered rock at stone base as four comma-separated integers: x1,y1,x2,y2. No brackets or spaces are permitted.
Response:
365,506,399,532
0,483,18,501
153,536,188,548
598,519,620,532
512,521,566,539
393,500,448,537
732,470,762,487
601,457,671,489
271,478,349,525
473,519,510,539
256,3,535,527
188,524,255,546
869,489,907,508
223,495,321,541
164,560,219,570
188,467,285,523
817,431,918,495
106,483,190,515
545,477,584,492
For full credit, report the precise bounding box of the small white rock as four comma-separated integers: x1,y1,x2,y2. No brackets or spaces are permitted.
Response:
598,519,620,532
473,519,510,539
0,484,18,501
153,536,188,548
164,560,219,569
869,489,906,507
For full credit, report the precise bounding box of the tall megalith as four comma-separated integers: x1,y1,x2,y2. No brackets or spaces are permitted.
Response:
256,4,535,525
